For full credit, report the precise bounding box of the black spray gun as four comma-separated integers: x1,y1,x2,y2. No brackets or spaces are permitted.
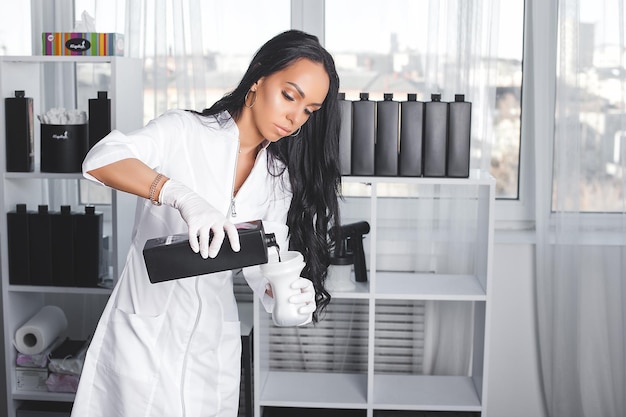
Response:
329,221,370,283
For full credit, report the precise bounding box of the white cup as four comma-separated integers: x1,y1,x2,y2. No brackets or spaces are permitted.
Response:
260,251,309,327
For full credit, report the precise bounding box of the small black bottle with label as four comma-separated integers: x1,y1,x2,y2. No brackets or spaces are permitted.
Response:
51,205,75,286
399,93,425,176
447,94,472,178
351,92,376,175
337,92,352,176
423,93,449,177
88,91,112,149
29,205,53,286
375,93,399,176
7,204,32,285
4,90,34,172
73,205,103,287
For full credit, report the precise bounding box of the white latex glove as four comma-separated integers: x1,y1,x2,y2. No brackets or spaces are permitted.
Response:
159,179,240,259
289,277,316,325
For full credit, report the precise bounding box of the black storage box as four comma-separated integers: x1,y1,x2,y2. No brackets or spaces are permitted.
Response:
40,123,88,173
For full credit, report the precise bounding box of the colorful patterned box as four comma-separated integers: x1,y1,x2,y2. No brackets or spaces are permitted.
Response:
42,32,124,56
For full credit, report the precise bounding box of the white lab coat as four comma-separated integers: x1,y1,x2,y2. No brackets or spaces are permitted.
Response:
71,109,291,417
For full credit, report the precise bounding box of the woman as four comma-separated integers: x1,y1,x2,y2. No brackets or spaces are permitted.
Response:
71,30,341,417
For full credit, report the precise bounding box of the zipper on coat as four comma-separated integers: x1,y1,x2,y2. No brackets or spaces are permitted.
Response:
229,141,240,219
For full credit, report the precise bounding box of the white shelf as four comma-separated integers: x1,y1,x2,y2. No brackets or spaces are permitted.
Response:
255,174,495,417
4,171,83,180
12,391,74,402
259,371,368,408
374,272,486,301
343,169,494,186
373,374,482,411
327,281,371,299
0,56,125,64
1,56,143,417
8,285,112,295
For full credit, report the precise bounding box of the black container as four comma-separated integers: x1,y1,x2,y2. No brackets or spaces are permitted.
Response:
399,93,425,176
375,93,399,176
144,219,278,283
337,92,352,176
40,123,88,173
447,94,472,178
88,91,112,149
7,204,32,285
28,205,53,286
73,205,103,287
51,205,75,286
4,90,34,172
423,93,448,177
351,92,376,176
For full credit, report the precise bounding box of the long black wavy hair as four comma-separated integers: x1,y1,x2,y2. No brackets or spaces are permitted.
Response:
198,30,341,322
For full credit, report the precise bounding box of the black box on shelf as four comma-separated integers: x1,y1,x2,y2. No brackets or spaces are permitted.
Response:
40,123,88,173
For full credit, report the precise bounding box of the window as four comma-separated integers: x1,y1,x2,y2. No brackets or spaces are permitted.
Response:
553,0,626,212
0,2,31,55
325,0,525,200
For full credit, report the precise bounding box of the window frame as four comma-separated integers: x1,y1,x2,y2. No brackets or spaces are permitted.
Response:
293,0,535,230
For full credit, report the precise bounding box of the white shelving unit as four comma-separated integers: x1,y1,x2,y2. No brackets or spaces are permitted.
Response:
253,170,495,417
0,56,143,417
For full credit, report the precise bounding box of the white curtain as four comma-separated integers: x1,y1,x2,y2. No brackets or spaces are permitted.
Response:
419,0,500,376
533,0,626,416
121,0,290,122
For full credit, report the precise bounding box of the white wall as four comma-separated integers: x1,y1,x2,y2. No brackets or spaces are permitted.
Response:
487,241,546,417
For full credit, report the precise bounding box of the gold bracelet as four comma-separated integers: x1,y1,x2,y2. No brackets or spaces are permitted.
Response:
149,172,164,206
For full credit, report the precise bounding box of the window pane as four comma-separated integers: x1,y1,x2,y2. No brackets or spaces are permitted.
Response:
553,0,626,212
325,0,524,199
0,2,31,55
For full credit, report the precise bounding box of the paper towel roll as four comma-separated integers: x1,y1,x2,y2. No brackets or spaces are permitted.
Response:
15,305,68,355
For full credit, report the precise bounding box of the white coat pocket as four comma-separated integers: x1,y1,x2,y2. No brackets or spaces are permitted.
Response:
93,308,166,414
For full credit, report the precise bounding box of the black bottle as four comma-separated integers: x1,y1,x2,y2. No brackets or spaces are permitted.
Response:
447,94,472,178
51,205,75,286
28,205,53,286
7,204,31,285
375,93,399,176
73,205,103,287
88,91,112,149
143,219,278,283
423,93,448,177
337,92,352,176
4,90,34,172
399,93,424,176
351,92,376,176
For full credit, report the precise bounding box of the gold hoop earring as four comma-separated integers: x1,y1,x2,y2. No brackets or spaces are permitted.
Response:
244,90,256,108
290,126,301,137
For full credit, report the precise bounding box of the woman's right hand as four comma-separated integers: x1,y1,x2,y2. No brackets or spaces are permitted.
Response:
159,179,240,258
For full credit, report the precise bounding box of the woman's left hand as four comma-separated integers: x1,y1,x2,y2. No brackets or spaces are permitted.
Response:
289,277,317,316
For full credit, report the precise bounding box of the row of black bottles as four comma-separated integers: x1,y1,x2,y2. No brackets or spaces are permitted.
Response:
4,90,111,173
6,204,104,287
338,92,472,178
